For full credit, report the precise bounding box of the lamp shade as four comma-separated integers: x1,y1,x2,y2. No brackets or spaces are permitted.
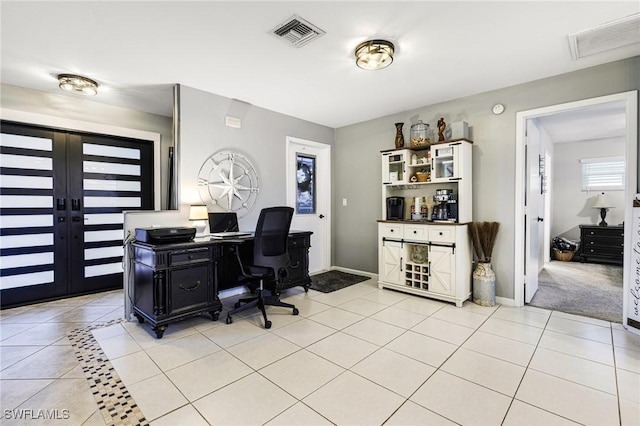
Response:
189,205,209,221
592,192,614,209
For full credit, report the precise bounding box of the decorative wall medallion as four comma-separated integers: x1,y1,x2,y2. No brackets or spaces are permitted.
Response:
197,151,259,217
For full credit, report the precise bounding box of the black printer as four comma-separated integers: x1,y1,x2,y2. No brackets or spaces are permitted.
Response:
135,227,196,244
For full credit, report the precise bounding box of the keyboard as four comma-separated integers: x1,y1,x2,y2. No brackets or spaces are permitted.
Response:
208,232,252,239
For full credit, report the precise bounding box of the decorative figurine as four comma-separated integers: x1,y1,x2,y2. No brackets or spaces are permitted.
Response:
394,123,405,148
437,118,446,142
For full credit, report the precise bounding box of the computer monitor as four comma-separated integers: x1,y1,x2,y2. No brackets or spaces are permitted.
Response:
208,212,239,233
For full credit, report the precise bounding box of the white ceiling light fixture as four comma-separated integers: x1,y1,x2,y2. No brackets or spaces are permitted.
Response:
355,39,395,70
57,74,99,95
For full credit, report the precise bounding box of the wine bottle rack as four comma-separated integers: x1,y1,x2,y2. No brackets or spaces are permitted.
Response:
404,262,429,290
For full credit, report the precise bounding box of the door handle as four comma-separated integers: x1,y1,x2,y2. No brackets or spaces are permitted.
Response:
71,198,81,211
319,214,325,219
56,198,66,210
537,217,544,222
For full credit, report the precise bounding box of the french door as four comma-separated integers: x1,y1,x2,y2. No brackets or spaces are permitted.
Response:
0,121,154,307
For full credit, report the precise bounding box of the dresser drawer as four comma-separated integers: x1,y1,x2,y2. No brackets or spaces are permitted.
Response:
582,228,624,239
428,226,455,243
582,246,624,257
169,248,210,266
582,235,623,248
404,225,427,241
380,223,402,239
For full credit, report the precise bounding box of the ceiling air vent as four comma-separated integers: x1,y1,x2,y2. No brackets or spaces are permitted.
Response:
568,13,640,60
271,15,325,48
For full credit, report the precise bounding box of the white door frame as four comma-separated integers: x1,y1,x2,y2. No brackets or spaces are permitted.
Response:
514,91,638,329
285,136,331,272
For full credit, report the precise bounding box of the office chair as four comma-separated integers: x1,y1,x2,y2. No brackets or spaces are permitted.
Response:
225,206,299,328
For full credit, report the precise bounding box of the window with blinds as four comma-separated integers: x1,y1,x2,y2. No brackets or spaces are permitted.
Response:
580,156,625,191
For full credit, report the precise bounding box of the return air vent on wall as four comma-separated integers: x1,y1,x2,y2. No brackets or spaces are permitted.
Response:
271,15,325,48
568,13,640,60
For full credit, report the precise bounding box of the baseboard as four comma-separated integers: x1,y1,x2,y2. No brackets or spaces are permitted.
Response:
327,266,378,280
496,296,516,307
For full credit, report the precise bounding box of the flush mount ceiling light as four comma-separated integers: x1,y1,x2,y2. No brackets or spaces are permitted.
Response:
355,39,395,70
57,74,98,96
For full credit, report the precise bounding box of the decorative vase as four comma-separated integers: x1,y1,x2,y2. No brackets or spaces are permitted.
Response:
473,262,496,307
394,123,405,148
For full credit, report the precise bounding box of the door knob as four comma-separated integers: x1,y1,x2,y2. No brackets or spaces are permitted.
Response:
319,214,325,219
537,217,544,222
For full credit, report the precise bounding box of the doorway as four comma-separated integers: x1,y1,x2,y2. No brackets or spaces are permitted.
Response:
286,137,331,274
0,121,155,307
514,91,637,331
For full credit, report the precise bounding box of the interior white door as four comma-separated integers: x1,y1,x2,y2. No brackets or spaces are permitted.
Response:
286,137,331,274
525,119,543,303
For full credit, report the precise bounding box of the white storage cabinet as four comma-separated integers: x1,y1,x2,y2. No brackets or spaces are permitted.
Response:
378,222,471,306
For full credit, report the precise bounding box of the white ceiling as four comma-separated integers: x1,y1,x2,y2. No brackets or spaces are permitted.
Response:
536,101,627,144
1,1,639,129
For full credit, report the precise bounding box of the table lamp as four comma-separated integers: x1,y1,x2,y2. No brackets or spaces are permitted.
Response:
592,192,614,227
189,205,209,236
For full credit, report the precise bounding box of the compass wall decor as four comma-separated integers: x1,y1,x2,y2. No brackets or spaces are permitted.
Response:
197,150,260,217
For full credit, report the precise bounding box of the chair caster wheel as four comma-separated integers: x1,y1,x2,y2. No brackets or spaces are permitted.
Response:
226,315,233,324
264,320,272,329
292,308,299,316
234,302,241,309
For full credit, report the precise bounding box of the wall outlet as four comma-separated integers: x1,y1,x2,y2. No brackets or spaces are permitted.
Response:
342,198,347,206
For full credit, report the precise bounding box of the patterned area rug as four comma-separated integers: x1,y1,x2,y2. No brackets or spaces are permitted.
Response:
311,270,370,293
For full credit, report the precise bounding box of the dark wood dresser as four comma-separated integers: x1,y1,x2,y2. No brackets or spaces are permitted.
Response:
579,225,624,265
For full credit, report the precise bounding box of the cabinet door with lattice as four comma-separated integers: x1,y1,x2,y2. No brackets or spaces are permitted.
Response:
380,241,403,285
428,245,455,295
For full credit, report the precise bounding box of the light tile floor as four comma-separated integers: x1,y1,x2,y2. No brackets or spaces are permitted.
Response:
1,279,640,425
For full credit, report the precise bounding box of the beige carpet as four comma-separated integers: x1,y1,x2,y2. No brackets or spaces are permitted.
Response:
529,260,623,323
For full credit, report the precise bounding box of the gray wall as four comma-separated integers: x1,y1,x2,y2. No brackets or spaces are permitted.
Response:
552,137,626,241
333,56,640,301
0,84,174,208
177,85,334,230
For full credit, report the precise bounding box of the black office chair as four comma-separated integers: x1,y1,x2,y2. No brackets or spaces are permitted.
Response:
225,206,299,328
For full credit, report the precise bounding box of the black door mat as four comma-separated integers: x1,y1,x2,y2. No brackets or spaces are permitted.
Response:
310,270,370,293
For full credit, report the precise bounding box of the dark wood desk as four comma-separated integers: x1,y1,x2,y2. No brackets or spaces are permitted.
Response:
131,231,312,338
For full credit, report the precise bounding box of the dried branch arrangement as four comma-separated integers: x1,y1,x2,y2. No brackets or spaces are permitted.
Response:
468,222,500,263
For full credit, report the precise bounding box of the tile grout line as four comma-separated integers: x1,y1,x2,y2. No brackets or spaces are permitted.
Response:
499,304,552,425
67,318,148,426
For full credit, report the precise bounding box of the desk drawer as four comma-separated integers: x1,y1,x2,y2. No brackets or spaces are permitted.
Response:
169,248,210,266
428,227,455,243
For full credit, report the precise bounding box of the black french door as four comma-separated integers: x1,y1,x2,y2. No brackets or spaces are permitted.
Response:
0,121,154,307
